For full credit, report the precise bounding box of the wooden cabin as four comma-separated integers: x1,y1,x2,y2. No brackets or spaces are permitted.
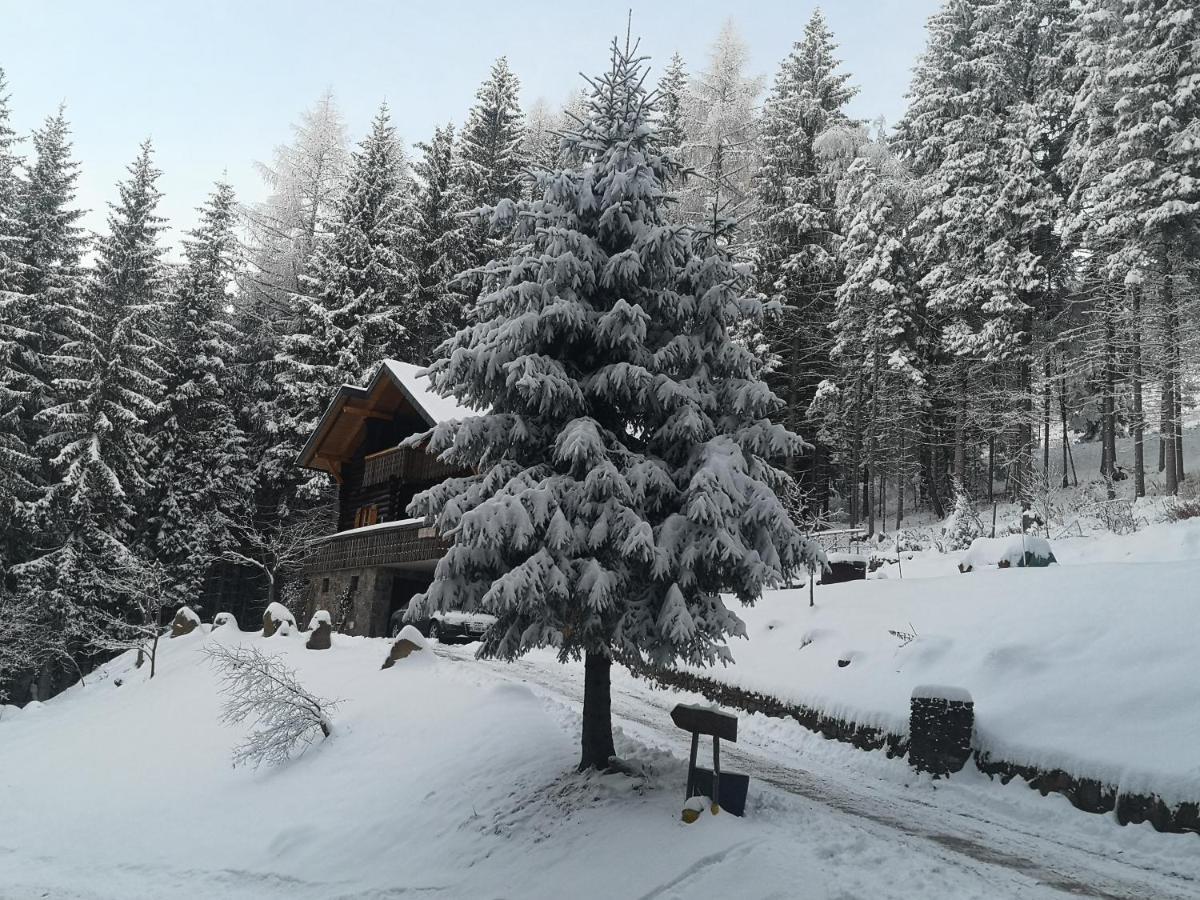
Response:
296,360,471,636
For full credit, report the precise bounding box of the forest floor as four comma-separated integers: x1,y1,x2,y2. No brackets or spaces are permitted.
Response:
2,530,1199,899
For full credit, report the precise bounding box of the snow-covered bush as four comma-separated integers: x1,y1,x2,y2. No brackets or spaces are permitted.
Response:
893,529,931,553
204,644,337,768
1164,496,1200,522
939,484,984,551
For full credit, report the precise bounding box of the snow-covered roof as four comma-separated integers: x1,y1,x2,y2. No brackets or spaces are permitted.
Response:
381,360,473,426
296,359,474,472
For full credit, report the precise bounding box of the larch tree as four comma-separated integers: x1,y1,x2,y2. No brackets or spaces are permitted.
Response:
679,20,763,226
751,9,857,516
275,103,411,481
407,36,820,771
151,180,249,609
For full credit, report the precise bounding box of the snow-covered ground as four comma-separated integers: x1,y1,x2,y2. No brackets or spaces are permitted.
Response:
1,619,1197,899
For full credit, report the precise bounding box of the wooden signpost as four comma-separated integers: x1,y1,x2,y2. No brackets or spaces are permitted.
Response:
670,703,749,821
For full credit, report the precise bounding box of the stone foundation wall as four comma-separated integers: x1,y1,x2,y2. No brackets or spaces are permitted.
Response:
305,566,394,637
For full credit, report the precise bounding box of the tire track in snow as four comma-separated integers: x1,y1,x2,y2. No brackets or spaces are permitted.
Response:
436,645,1197,900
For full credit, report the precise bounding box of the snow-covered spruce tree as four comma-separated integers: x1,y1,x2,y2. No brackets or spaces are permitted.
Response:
15,141,166,685
460,57,526,213
408,37,820,771
276,103,411,472
824,134,925,532
404,122,472,363
150,181,249,608
654,52,690,175
1068,0,1199,494
16,109,88,490
751,9,857,513
0,68,36,578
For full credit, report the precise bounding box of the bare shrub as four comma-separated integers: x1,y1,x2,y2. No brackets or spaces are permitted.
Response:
205,644,337,768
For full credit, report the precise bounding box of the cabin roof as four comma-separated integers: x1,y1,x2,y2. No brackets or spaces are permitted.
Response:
296,359,473,476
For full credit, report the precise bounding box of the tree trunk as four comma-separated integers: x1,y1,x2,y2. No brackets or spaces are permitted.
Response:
953,385,967,486
1101,308,1117,498
1060,372,1070,489
1130,286,1145,497
579,653,615,771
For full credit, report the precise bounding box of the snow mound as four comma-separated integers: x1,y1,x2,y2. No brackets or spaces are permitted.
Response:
176,606,201,625
309,610,332,630
394,624,428,650
960,535,1056,571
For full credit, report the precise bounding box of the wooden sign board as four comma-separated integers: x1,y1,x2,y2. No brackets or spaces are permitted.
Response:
670,703,737,742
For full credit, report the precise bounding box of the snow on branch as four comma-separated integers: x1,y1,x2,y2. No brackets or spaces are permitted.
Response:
204,644,337,768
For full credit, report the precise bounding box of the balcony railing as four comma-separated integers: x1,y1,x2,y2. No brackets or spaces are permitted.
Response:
303,520,449,574
362,446,459,487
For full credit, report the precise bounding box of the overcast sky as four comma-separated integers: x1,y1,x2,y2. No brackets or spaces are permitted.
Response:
0,0,939,247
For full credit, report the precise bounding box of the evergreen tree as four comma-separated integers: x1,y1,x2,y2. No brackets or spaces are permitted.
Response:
11,109,88,565
17,141,166,673
0,69,34,575
408,37,819,770
151,181,248,608
406,122,471,362
276,104,410,474
655,52,690,166
460,57,526,212
752,9,857,514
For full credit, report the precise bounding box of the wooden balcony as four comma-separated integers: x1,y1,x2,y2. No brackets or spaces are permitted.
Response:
362,445,459,488
303,519,449,574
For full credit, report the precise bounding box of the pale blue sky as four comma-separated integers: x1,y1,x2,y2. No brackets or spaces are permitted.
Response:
0,0,938,246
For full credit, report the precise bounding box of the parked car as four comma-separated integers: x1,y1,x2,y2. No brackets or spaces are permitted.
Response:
389,608,497,643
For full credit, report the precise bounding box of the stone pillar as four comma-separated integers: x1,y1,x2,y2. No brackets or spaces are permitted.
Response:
909,685,974,777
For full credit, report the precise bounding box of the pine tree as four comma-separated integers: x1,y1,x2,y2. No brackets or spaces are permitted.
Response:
406,122,471,362
408,37,820,770
151,180,249,608
17,141,166,672
752,9,857,515
276,104,411,473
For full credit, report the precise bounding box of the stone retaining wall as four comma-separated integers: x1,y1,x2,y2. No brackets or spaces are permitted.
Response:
626,659,1198,836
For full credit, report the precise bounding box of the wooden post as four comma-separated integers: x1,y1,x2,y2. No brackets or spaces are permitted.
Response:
686,731,699,798
711,735,722,814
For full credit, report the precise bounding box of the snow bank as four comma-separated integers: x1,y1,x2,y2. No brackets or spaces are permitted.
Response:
308,610,332,630
959,535,1055,570
699,554,1200,804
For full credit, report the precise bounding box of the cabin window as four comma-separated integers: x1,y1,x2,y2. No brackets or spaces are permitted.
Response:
354,505,379,528
350,575,360,592
321,578,330,594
